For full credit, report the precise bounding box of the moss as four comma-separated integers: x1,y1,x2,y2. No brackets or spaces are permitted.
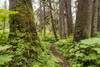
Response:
75,27,89,42
9,0,42,66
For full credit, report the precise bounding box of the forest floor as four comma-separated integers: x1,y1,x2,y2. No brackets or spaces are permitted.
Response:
50,44,70,67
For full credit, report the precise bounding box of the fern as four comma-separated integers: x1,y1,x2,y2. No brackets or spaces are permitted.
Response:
0,55,13,65
56,37,100,67
0,45,11,50
0,45,13,65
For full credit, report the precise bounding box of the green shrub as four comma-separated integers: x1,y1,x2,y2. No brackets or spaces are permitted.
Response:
56,37,100,67
42,35,56,43
0,9,61,67
55,36,73,57
39,31,57,43
0,30,61,67
0,29,13,66
8,40,61,67
96,32,100,38
0,45,13,66
32,42,61,67
67,38,100,67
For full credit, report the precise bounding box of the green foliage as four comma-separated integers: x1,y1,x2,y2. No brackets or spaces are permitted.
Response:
4,30,61,67
0,45,11,50
0,8,59,67
0,45,13,65
0,29,9,45
96,32,100,38
32,42,61,67
56,37,100,67
0,28,13,66
0,9,18,22
42,35,56,43
0,54,13,65
8,38,61,67
55,36,73,57
0,9,18,66
39,31,57,43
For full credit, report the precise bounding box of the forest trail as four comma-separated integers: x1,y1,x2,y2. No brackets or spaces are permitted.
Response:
50,44,70,67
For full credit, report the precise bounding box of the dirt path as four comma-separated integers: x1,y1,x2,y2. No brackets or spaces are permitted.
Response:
50,44,70,67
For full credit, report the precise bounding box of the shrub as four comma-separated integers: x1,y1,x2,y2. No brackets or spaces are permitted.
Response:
67,38,100,67
39,31,57,43
56,37,100,67
0,45,13,66
55,36,73,57
32,42,61,67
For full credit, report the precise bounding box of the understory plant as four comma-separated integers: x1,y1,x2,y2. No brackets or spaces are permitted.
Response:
39,30,57,43
56,37,100,67
0,45,13,66
68,38,100,67
0,9,61,67
6,30,61,67
32,42,61,67
0,31,13,66
55,36,73,57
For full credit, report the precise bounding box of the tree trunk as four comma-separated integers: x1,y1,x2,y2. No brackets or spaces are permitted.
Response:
49,0,58,41
43,1,46,37
39,0,42,33
59,0,64,39
63,15,67,38
97,0,100,32
74,0,93,42
64,0,73,36
91,0,98,37
3,18,5,34
9,0,41,66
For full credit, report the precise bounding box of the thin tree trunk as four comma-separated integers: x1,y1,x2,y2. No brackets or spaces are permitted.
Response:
91,0,98,37
43,1,46,36
39,0,42,33
74,0,93,42
97,0,100,32
63,15,67,38
3,18,5,34
49,0,58,41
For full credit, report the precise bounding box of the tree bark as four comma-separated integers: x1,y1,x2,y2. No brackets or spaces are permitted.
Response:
97,0,100,32
59,0,64,39
91,0,98,37
9,0,41,66
43,1,46,37
74,0,93,42
64,0,73,36
39,0,42,33
49,0,58,41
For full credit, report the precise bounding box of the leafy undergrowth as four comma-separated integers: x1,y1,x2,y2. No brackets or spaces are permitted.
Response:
55,36,100,67
0,31,13,66
0,31,61,67
55,36,73,57
38,31,59,43
0,45,13,65
32,42,61,67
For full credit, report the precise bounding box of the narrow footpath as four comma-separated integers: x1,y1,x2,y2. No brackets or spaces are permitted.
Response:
50,44,70,67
